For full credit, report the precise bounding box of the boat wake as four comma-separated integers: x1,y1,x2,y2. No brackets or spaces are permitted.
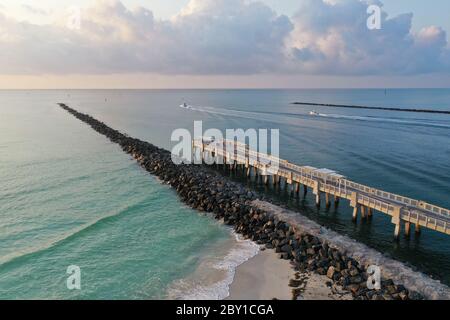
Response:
180,104,450,129
179,103,193,110
178,104,294,125
311,112,450,129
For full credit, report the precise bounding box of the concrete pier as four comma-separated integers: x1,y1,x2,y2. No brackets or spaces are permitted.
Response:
193,138,450,240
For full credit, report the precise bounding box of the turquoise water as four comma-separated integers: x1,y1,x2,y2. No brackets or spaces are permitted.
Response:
0,94,243,299
0,89,449,298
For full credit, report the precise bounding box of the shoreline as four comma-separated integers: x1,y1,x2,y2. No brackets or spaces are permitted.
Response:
227,248,352,300
166,229,260,300
227,248,294,300
57,103,449,300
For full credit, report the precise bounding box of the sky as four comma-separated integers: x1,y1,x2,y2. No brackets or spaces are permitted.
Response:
0,0,449,88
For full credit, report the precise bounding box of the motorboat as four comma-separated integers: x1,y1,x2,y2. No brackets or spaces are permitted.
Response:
309,111,319,116
180,102,192,109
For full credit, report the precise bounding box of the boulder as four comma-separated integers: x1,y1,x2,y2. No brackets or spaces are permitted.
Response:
327,266,336,279
281,244,293,254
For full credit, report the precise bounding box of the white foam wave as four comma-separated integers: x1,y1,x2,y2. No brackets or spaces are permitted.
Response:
166,231,260,300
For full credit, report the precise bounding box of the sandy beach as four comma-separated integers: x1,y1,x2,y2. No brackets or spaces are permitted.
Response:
227,248,352,300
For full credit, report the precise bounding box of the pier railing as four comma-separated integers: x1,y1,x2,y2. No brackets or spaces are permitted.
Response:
193,138,450,239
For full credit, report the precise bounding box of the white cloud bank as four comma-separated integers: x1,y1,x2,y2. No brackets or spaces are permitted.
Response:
288,0,449,75
0,0,448,76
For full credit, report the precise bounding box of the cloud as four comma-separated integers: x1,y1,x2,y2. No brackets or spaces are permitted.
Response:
169,0,293,74
287,0,449,75
0,0,292,75
0,0,448,76
21,4,51,16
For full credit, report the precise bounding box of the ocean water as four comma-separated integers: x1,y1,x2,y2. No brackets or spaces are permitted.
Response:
0,93,259,299
0,89,449,298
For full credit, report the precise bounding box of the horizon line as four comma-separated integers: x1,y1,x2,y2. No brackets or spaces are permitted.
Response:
1,87,450,90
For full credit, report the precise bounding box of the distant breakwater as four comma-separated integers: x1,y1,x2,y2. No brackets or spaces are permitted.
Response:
58,103,439,300
292,102,450,114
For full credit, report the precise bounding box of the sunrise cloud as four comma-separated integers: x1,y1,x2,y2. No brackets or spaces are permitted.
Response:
0,0,448,76
288,0,449,75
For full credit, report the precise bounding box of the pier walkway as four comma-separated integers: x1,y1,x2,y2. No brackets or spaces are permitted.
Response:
193,138,450,240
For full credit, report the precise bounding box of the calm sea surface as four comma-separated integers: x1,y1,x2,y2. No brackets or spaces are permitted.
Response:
0,89,449,298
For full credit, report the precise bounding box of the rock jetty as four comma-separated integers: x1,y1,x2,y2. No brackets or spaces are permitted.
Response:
292,101,450,114
58,103,426,300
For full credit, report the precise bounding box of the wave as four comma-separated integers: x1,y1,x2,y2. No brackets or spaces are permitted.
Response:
0,202,141,269
166,231,260,300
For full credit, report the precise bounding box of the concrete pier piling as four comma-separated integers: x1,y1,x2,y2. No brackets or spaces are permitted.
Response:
313,181,321,207
334,195,340,207
405,222,411,238
415,223,421,235
392,207,402,241
352,205,359,222
394,223,401,241
325,193,331,208
193,137,450,241
361,206,367,219
273,174,278,186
